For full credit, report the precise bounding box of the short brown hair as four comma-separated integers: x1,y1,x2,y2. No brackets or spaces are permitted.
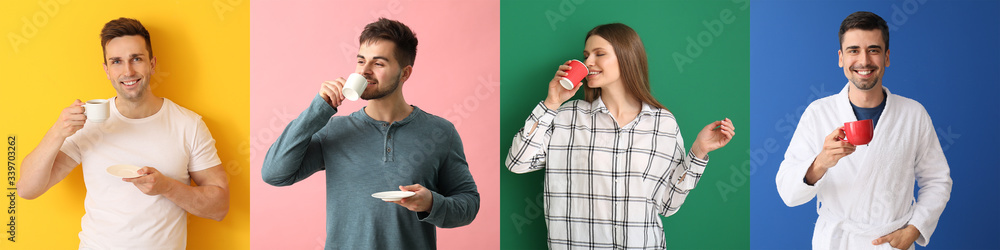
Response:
359,18,418,67
839,11,889,51
583,23,667,111
100,17,152,62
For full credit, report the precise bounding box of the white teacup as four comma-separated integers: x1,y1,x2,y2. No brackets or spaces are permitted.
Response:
341,73,368,101
84,99,110,123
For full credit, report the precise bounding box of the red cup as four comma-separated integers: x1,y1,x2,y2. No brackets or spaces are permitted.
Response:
841,119,873,145
559,59,589,90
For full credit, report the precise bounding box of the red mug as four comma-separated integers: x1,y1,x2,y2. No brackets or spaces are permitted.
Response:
841,119,873,145
559,59,589,90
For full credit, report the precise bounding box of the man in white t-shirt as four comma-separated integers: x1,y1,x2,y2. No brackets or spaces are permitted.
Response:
17,17,230,249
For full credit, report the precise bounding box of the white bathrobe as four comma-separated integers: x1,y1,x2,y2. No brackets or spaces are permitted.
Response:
776,83,952,250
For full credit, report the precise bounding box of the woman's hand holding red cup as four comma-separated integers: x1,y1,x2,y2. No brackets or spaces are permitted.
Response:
544,60,584,110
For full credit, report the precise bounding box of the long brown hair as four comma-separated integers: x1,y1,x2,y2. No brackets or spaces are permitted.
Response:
583,23,667,111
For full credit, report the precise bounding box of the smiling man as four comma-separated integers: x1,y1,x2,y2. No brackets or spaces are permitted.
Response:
261,18,479,249
775,11,952,250
17,18,229,249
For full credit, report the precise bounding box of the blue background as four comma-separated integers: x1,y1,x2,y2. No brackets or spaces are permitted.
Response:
750,0,1000,249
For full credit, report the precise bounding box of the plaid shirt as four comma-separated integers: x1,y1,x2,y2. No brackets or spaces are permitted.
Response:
507,98,709,249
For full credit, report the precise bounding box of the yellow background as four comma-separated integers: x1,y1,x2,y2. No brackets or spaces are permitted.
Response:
0,1,249,249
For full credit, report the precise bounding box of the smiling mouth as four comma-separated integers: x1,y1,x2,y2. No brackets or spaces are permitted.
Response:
851,66,877,77
588,71,601,75
121,78,140,86
853,70,875,79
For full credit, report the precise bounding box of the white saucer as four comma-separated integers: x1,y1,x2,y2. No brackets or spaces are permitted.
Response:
371,191,415,201
106,164,143,178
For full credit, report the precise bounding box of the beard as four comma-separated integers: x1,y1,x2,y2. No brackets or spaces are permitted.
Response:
849,76,879,90
360,71,403,100
848,65,879,90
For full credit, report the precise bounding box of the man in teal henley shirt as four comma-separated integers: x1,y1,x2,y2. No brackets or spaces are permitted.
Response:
261,18,480,249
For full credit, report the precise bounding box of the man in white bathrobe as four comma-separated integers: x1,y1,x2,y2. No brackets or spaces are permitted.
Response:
775,11,952,250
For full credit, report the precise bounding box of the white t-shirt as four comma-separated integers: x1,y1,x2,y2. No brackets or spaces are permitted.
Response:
61,97,221,250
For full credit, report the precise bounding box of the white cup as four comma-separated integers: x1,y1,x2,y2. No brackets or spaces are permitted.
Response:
83,99,110,123
342,73,368,101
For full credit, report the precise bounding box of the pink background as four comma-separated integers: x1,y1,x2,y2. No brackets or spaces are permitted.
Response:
249,0,499,249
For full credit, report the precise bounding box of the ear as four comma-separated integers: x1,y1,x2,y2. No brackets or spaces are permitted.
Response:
150,56,157,75
103,62,111,80
837,49,844,68
884,49,890,67
399,65,412,84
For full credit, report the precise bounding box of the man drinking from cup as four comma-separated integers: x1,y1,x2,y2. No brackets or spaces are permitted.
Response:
775,11,952,250
261,18,480,249
18,18,230,249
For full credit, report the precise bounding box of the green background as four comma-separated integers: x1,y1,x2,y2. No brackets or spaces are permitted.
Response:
499,0,750,249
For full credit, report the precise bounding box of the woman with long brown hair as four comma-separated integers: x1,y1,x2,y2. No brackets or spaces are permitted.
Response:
506,23,735,249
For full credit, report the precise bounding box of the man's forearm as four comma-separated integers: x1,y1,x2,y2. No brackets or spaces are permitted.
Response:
804,159,828,185
421,191,479,228
262,95,334,186
18,129,70,199
161,179,230,221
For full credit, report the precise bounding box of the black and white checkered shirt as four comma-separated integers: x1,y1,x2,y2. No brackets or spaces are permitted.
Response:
506,98,709,249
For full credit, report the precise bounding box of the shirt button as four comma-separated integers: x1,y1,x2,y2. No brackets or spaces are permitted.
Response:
386,147,392,153
382,123,388,127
